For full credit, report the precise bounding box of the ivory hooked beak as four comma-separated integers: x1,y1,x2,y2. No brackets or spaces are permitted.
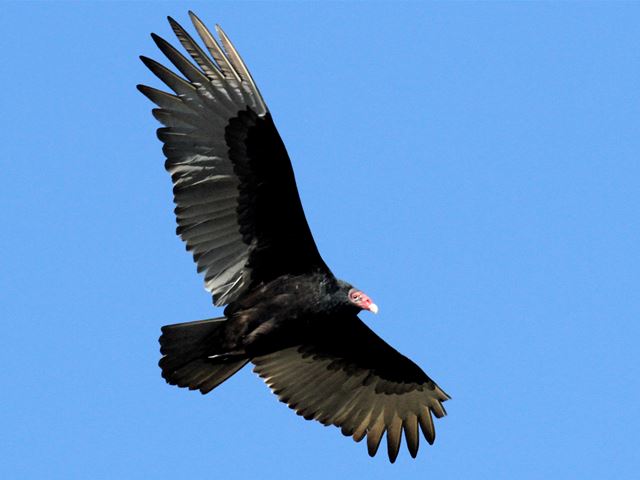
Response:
368,303,379,314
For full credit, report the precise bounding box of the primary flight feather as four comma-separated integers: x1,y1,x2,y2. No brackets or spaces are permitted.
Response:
138,12,449,463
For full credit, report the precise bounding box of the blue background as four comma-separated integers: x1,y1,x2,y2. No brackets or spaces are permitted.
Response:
2,2,638,478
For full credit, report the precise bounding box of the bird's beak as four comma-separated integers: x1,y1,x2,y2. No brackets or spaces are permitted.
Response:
368,303,379,314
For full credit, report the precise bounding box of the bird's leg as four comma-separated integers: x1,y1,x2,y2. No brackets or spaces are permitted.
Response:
207,351,246,362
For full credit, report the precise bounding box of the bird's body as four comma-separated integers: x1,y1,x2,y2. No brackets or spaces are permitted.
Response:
139,12,449,462
201,273,350,357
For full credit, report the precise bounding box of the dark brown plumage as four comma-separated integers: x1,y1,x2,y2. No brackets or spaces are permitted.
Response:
139,12,449,463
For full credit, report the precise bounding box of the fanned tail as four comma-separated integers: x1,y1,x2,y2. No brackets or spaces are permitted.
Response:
159,317,248,394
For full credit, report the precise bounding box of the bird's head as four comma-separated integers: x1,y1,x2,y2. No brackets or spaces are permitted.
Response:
347,288,379,314
333,279,378,314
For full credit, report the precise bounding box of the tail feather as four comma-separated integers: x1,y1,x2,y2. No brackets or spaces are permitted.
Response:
159,317,248,394
170,358,247,394
159,318,226,356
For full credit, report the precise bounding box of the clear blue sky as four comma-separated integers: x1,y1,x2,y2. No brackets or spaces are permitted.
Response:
2,2,639,478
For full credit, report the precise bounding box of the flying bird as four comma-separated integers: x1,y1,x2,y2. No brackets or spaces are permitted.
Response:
138,12,449,463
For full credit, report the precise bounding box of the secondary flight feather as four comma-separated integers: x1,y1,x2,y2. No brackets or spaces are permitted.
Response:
138,12,449,463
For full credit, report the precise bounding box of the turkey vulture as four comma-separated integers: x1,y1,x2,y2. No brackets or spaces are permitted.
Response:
138,12,449,462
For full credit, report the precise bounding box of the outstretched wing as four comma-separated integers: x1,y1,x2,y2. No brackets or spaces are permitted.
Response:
139,12,330,306
251,316,450,463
